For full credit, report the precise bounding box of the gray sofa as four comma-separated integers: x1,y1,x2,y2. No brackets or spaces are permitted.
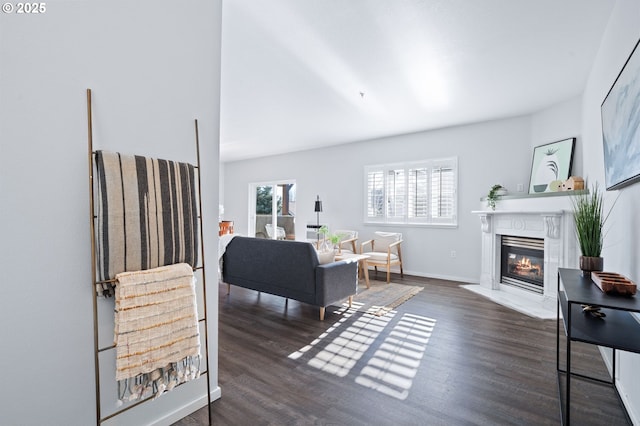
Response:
222,236,358,320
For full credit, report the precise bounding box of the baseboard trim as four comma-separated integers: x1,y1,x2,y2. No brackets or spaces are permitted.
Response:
102,385,222,426
401,269,479,285
151,386,222,426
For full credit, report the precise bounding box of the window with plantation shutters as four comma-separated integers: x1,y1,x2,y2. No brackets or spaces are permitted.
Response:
408,167,428,218
386,168,405,219
431,164,455,222
364,157,457,226
366,170,384,217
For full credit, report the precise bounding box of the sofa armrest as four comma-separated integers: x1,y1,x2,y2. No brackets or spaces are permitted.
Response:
315,260,358,307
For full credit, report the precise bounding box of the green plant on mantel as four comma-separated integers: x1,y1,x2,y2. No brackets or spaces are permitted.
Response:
486,184,505,210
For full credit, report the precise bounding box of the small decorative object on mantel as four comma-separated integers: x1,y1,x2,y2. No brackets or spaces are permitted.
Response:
571,183,613,277
591,272,637,296
486,184,507,210
560,176,585,191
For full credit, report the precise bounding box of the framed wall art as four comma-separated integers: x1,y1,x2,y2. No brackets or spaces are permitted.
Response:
528,138,575,194
601,37,640,190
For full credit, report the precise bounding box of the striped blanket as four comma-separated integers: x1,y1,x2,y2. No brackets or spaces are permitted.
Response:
114,263,200,402
95,150,198,296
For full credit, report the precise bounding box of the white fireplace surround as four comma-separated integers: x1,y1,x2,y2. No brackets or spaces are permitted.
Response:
471,206,578,316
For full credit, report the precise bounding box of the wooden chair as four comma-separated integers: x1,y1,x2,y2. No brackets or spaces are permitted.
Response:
265,223,286,240
334,230,358,254
361,231,403,283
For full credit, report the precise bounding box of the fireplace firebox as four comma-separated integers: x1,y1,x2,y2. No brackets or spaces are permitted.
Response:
501,236,544,294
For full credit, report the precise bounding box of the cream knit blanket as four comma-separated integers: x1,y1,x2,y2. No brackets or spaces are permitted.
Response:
114,263,200,402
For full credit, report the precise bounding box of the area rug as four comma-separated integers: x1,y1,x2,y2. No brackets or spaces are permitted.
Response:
351,280,423,316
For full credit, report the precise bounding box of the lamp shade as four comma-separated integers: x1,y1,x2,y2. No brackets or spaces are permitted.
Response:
314,195,323,212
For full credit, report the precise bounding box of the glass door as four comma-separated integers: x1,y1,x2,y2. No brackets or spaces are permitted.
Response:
250,181,296,240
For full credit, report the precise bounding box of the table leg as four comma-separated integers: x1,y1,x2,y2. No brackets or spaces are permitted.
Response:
361,260,370,288
566,304,572,425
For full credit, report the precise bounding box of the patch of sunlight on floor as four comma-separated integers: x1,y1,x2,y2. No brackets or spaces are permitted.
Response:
288,302,395,377
307,311,394,377
288,306,437,400
355,312,436,400
288,302,360,361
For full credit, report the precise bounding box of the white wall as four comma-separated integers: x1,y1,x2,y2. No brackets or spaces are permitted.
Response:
581,0,640,421
0,1,221,425
223,116,532,283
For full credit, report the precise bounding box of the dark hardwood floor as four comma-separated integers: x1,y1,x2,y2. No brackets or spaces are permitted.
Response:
174,274,628,425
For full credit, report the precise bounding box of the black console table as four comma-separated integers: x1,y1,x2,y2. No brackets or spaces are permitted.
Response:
556,268,640,424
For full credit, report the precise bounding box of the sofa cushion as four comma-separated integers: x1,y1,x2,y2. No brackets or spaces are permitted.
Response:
363,252,399,262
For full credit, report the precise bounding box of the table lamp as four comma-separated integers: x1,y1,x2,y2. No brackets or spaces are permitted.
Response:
314,195,323,242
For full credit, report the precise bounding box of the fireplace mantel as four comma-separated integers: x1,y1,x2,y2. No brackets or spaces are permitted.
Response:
472,208,578,310
472,210,565,238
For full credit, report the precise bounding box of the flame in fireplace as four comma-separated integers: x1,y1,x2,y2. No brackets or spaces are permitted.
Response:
517,257,532,269
511,255,541,277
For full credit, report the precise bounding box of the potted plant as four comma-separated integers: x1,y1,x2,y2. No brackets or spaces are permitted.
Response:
319,226,344,252
486,184,506,210
571,183,613,277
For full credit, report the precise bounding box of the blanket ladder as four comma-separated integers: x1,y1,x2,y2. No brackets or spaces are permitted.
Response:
87,88,213,425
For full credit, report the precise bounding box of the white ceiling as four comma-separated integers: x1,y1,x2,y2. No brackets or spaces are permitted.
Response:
220,0,614,162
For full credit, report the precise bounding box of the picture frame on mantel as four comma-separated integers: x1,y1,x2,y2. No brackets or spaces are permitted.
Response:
601,37,640,191
528,138,576,194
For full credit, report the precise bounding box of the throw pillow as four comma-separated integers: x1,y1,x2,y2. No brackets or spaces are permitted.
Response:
317,250,335,264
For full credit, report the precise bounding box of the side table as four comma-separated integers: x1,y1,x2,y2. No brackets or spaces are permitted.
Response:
557,268,640,424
